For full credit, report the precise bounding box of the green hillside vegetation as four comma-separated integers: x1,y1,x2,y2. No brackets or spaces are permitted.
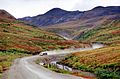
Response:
60,46,120,79
0,49,29,75
0,18,88,77
59,20,120,79
78,20,120,45
0,18,88,54
0,19,62,53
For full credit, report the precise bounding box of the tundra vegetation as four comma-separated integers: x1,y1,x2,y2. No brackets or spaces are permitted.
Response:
0,18,88,77
0,49,29,77
60,20,120,79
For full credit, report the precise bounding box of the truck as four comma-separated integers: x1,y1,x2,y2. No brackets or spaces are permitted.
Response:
39,52,47,56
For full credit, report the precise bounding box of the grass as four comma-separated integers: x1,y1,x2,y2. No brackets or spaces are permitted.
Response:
0,18,88,54
78,20,120,45
60,45,120,79
0,73,2,79
44,64,96,78
0,49,30,77
35,58,71,74
36,58,97,79
44,64,71,74
0,18,90,78
36,19,120,79
59,20,120,79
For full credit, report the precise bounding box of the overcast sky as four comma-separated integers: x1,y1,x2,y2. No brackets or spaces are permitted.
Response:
0,0,120,18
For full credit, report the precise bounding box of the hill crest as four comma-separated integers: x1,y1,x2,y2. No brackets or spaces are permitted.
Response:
19,6,120,26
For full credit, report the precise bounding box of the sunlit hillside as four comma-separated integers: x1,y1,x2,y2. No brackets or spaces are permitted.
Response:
78,20,120,45
0,18,88,54
0,11,89,76
60,20,120,79
60,45,120,79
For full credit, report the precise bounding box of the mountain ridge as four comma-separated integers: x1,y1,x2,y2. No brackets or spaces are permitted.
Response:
0,9,16,21
19,6,120,26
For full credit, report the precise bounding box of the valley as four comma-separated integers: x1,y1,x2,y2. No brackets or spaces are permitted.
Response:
0,5,120,79
0,9,89,78
2,44,103,79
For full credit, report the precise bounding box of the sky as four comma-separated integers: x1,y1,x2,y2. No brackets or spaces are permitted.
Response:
0,0,120,18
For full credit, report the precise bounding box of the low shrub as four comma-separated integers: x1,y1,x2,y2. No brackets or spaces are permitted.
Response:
95,68,120,79
0,65,3,73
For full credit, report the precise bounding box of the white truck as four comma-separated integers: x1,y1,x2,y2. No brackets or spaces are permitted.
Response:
39,52,47,56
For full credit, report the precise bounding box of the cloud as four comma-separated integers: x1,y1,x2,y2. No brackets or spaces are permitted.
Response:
0,0,119,18
0,0,79,18
73,0,120,11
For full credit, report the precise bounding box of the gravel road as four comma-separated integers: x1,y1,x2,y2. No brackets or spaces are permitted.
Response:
2,44,104,79
3,55,84,79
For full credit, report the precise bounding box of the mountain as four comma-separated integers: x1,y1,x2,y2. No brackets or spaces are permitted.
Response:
44,14,120,39
0,9,16,21
19,6,120,27
18,8,82,26
80,6,120,19
0,10,87,54
42,6,120,39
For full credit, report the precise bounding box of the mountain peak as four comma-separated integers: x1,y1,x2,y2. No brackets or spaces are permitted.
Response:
92,6,105,10
0,9,16,20
50,8,64,11
48,8,66,12
44,8,68,16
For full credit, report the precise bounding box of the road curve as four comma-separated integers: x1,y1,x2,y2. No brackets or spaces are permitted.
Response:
3,44,104,79
4,55,84,79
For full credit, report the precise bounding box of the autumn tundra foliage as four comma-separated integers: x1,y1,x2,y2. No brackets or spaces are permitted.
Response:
60,20,120,79
0,10,88,77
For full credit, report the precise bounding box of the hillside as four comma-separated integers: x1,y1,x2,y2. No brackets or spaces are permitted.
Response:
0,10,15,21
77,20,120,44
19,6,120,27
60,45,120,79
0,7,120,78
0,10,90,76
0,10,89,54
0,19,87,54
44,14,120,39
59,20,120,79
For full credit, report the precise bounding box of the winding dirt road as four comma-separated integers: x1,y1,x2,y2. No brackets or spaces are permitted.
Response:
4,56,84,79
2,44,104,79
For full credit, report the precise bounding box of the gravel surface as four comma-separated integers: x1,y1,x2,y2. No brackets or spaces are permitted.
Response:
2,44,104,79
3,55,84,79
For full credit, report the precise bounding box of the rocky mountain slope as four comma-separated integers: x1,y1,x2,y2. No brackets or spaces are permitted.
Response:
44,14,120,39
0,10,15,21
19,6,120,27
19,8,81,26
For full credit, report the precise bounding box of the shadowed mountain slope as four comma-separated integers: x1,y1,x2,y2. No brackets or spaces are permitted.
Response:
19,6,120,27
0,9,15,21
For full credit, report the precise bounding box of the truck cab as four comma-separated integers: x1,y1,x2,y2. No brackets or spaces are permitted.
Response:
39,52,47,56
